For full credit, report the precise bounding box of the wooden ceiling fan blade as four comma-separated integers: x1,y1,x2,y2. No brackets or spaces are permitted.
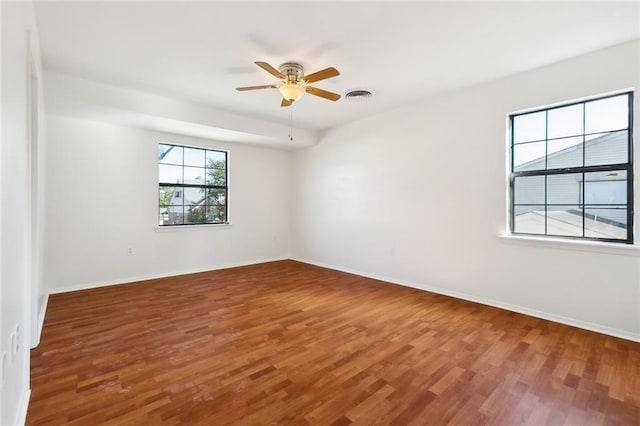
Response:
305,86,341,101
281,98,293,107
303,67,339,83
236,84,278,91
255,61,285,79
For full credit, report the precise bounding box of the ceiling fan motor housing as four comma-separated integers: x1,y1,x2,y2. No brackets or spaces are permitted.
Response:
279,62,304,84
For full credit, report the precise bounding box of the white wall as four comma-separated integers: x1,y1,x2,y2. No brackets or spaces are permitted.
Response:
44,116,291,293
292,40,640,341
28,25,48,352
1,1,47,424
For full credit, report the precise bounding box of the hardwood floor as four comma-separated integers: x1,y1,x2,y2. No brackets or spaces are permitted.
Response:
28,260,640,425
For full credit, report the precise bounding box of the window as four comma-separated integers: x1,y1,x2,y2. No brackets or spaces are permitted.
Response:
510,92,633,243
158,143,228,226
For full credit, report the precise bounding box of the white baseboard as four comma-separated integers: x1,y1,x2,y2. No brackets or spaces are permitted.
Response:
31,294,49,348
15,388,31,426
292,257,640,343
49,257,288,295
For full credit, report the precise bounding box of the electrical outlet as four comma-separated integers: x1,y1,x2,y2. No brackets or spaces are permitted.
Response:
126,247,134,256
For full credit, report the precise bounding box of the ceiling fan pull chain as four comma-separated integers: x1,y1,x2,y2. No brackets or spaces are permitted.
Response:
289,106,294,142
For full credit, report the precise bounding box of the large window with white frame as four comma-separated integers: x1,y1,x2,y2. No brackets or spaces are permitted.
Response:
509,92,633,243
158,143,228,226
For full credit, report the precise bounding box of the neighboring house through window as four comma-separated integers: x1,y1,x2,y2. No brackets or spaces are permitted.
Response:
509,92,633,243
158,143,228,226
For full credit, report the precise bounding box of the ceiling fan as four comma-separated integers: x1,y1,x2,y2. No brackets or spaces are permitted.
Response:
236,61,341,107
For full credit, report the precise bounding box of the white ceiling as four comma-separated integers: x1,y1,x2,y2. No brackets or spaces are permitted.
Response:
34,1,640,133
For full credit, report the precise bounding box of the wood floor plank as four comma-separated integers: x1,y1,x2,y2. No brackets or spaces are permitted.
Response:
27,260,640,425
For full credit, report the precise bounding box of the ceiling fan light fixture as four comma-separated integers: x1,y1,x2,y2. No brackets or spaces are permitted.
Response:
278,83,305,101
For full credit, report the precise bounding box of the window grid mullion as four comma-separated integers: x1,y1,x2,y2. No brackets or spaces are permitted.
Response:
544,109,548,236
510,116,515,234
582,104,586,238
627,94,634,243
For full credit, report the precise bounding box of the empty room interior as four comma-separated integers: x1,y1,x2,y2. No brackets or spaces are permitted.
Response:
2,1,640,425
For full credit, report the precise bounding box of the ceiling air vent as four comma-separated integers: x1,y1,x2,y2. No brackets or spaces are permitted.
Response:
345,89,373,101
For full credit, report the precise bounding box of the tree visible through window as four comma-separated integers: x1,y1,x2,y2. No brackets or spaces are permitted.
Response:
510,92,633,243
158,143,228,226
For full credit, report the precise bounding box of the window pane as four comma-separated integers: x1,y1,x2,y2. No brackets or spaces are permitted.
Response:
184,166,205,184
513,206,545,234
186,206,208,224
546,206,583,237
514,175,545,205
584,207,627,240
585,95,628,134
584,171,627,204
161,205,184,225
184,147,205,168
184,187,204,206
513,141,545,171
547,173,581,205
207,205,226,222
159,145,183,165
548,104,583,139
159,207,167,226
586,206,627,226
206,168,227,185
513,111,545,143
171,189,183,205
547,136,583,169
206,188,226,205
159,186,176,206
585,131,628,166
207,150,226,168
159,164,182,184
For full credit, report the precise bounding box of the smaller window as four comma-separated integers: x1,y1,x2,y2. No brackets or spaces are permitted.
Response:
158,143,228,226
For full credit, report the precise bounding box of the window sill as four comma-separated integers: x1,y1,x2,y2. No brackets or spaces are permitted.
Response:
498,234,640,257
154,223,232,232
